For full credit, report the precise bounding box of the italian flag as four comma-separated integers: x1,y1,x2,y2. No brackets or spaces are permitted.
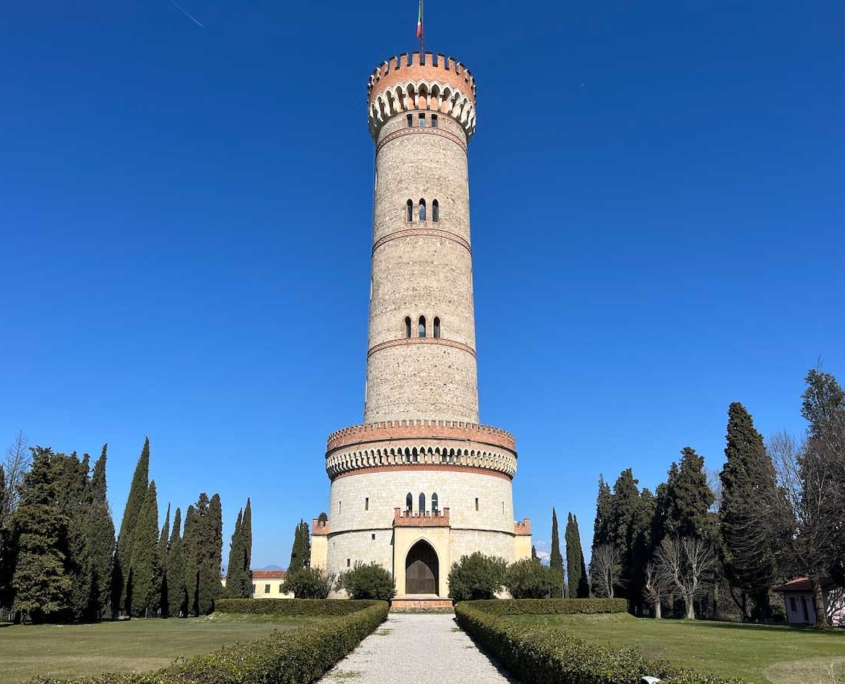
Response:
416,0,423,39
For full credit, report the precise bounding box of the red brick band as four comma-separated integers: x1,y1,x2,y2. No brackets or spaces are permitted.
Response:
377,127,467,155
367,336,476,360
327,420,516,453
332,464,512,482
373,228,471,256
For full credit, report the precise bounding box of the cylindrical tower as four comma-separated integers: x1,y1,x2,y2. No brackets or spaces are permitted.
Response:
312,52,531,601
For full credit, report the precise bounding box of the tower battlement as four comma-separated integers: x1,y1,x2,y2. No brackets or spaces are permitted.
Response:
367,52,477,141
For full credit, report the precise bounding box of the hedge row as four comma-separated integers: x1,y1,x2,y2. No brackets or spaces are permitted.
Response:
467,598,628,616
215,598,382,617
33,601,389,684
455,603,747,684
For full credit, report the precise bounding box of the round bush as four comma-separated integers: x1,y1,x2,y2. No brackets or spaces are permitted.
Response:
447,552,508,602
335,562,397,600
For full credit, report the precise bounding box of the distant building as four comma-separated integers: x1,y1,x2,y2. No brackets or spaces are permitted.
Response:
773,577,845,626
250,570,293,600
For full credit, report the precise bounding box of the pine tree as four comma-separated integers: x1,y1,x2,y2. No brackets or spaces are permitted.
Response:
719,402,779,619
592,475,613,547
116,438,150,612
550,508,564,597
129,481,160,617
85,446,115,619
566,513,588,598
225,508,244,598
158,503,170,616
664,447,715,540
11,447,73,623
166,507,187,618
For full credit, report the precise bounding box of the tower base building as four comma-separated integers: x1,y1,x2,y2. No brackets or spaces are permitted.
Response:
310,52,531,599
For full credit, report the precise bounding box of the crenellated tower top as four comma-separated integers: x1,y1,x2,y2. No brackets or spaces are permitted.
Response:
367,51,477,141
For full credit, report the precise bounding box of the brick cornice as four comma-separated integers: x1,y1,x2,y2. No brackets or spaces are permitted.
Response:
367,336,476,359
328,420,515,453
332,464,513,482
373,228,471,256
377,127,467,155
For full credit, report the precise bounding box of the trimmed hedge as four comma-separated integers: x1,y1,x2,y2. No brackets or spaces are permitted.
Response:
467,598,628,616
215,598,381,617
32,601,388,684
456,602,747,684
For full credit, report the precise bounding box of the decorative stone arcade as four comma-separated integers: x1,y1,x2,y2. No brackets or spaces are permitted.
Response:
310,52,532,600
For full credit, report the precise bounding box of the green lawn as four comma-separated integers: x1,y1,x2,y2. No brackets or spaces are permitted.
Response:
0,614,327,684
503,613,845,684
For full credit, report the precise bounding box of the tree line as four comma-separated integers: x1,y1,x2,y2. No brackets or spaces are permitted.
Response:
0,436,252,623
574,367,845,628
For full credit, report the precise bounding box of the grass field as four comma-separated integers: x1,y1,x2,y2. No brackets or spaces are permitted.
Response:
503,613,845,684
0,614,327,684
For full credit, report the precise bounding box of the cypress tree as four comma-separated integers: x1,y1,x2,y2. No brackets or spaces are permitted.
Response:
664,447,715,539
158,503,170,616
225,509,243,598
85,446,115,618
237,499,253,598
550,508,564,597
566,512,588,598
166,507,187,618
531,545,539,562
54,451,92,622
129,481,160,617
0,465,7,610
720,402,779,619
116,438,150,612
288,521,303,571
200,493,223,613
183,503,199,615
608,468,641,603
592,475,613,547
11,447,73,623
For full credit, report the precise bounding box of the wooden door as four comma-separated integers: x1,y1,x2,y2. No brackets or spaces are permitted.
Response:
405,541,438,595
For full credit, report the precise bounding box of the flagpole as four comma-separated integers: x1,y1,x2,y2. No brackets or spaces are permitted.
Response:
420,0,424,56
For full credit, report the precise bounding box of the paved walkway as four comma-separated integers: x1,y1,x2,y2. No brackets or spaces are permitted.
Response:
319,613,513,684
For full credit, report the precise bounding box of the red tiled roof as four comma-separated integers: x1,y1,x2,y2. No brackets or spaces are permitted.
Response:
251,570,286,579
773,576,839,593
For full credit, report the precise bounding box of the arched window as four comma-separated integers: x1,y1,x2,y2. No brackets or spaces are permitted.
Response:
433,317,441,339
419,492,426,514
406,492,413,512
419,315,426,338
432,200,439,222
419,199,427,222
405,316,412,338
406,199,413,222
432,493,439,512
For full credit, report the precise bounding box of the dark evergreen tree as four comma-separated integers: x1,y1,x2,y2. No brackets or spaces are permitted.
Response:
288,519,311,571
183,504,199,615
116,438,150,612
663,447,715,540
129,481,160,617
158,503,170,616
241,498,252,591
565,513,589,598
85,446,115,618
225,508,243,598
549,508,564,597
0,464,10,612
531,545,539,562
719,402,779,620
592,475,613,547
166,507,187,618
11,447,72,623
200,493,223,613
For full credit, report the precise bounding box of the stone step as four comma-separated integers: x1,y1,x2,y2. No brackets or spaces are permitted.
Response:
391,597,454,611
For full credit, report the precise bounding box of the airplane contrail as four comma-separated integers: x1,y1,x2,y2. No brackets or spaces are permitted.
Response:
170,0,204,28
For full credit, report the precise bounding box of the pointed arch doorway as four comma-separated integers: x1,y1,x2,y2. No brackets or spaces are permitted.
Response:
405,540,439,595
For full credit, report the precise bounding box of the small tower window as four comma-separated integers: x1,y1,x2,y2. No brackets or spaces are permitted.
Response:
365,497,369,511
419,199,427,222
431,114,438,128
433,317,441,339
406,199,413,222
419,315,426,338
347,558,351,568
405,316,412,338
419,113,426,127
475,498,479,511
406,492,413,512
419,492,426,514
432,199,439,222
432,493,439,513
407,114,413,128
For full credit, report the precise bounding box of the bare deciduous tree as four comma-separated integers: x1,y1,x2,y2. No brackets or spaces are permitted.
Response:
643,560,672,619
707,468,722,514
654,536,717,620
2,430,29,519
589,544,623,599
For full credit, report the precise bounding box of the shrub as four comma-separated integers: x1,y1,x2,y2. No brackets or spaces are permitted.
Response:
282,567,335,599
448,552,508,602
335,562,396,600
505,559,558,599
455,602,747,684
215,598,381,617
32,601,389,684
469,598,628,616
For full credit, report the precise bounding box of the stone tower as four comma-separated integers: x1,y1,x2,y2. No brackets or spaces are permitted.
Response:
310,52,531,602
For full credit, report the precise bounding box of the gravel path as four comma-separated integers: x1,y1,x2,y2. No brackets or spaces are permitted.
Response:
319,613,514,684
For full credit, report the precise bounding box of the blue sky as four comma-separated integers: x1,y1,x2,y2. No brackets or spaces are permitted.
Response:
1,0,843,568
